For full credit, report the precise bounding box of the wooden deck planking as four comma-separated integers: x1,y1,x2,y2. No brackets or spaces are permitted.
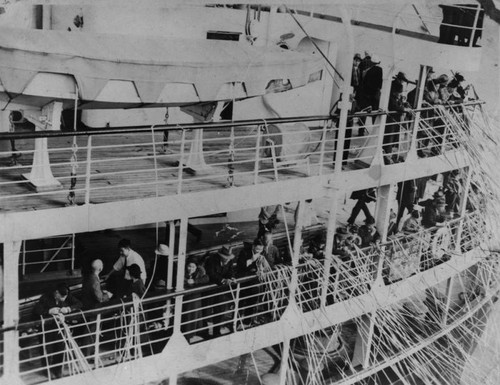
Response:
1,129,330,212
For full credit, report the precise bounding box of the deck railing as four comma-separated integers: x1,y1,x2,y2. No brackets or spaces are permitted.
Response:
4,211,486,383
0,102,483,213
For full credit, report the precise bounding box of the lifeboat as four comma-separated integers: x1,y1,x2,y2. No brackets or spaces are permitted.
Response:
0,27,324,110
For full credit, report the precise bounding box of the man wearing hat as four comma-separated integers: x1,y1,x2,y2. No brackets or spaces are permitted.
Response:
384,76,411,159
204,245,237,337
257,205,280,239
356,54,383,112
421,190,447,228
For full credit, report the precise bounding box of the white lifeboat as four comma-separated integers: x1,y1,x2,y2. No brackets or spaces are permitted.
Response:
0,27,324,110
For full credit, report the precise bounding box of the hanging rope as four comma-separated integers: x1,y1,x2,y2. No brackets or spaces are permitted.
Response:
285,6,344,82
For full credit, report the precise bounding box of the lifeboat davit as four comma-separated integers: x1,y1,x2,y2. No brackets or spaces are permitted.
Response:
0,27,324,110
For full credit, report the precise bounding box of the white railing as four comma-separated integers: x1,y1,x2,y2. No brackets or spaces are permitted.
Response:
8,212,487,383
19,234,76,278
0,102,483,213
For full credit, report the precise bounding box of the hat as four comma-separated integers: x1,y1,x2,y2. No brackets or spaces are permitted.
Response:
259,208,271,224
433,190,444,199
127,263,142,279
435,74,449,84
370,54,381,64
155,244,170,256
336,227,349,237
395,72,409,82
354,53,362,61
454,73,464,83
218,246,234,260
364,51,372,59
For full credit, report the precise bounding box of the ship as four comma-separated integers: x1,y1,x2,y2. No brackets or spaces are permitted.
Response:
0,1,500,385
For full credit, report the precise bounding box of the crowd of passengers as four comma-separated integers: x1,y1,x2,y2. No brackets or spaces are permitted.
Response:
31,171,465,377
345,52,472,166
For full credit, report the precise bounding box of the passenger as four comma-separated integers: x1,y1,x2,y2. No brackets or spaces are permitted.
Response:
81,259,113,310
420,191,447,228
33,283,83,379
347,188,377,226
127,264,146,297
384,79,411,160
356,54,383,113
237,238,269,277
105,239,147,297
396,179,418,228
308,233,327,260
204,246,237,337
237,239,269,325
402,210,422,233
80,259,113,358
443,170,461,213
182,256,209,341
261,231,282,268
257,205,280,239
357,223,380,248
351,53,362,94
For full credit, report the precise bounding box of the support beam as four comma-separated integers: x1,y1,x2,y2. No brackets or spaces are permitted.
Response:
22,102,63,192
351,312,376,368
180,103,217,173
455,166,472,250
3,241,24,385
322,189,339,308
0,110,13,158
406,65,429,162
375,184,395,243
173,218,188,334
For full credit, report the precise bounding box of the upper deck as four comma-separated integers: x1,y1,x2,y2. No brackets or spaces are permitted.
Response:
0,100,483,242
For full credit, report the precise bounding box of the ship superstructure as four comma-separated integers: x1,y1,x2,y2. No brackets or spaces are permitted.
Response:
0,2,499,385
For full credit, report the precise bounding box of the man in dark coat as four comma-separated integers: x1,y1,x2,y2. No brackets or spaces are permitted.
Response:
356,55,383,111
204,246,237,336
33,283,83,379
396,179,418,228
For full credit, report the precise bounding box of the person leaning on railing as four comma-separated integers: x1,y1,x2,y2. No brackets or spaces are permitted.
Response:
33,283,83,379
420,191,447,229
181,256,209,342
203,246,237,337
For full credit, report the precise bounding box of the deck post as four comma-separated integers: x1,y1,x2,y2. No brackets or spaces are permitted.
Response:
407,65,429,161
84,135,92,204
2,241,23,385
442,277,455,325
374,183,394,285
173,218,188,334
167,220,176,291
322,189,339,307
22,102,63,192
455,166,472,250
351,312,376,368
0,110,13,158
278,338,291,385
318,120,328,175
375,184,394,243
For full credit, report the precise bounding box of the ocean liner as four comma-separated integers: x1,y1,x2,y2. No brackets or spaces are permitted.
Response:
0,1,499,385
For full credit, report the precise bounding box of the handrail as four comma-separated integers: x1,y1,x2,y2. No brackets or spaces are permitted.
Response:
0,100,483,141
0,115,334,140
5,212,482,334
